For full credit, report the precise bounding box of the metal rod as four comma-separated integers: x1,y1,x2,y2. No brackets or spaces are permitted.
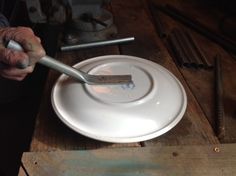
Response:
215,55,225,140
181,29,205,68
61,37,135,51
149,2,167,38
156,4,236,55
173,28,201,68
185,30,212,69
171,29,192,67
168,32,190,67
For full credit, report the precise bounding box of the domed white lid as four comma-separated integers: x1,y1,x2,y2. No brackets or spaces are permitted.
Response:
51,55,187,143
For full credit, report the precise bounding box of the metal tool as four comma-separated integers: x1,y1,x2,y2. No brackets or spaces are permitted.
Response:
172,28,194,67
61,37,135,51
168,28,212,69
149,2,167,38
168,32,190,67
174,28,204,68
214,55,225,140
7,40,132,85
185,30,212,68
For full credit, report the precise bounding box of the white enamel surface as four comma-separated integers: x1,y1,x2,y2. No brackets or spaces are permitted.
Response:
51,55,187,143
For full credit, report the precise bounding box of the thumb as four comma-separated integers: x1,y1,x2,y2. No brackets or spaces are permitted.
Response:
0,48,29,68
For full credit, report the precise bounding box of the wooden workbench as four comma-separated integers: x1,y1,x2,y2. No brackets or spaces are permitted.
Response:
19,0,236,175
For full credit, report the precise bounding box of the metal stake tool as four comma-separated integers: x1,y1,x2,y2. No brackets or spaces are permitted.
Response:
215,55,225,140
7,40,132,85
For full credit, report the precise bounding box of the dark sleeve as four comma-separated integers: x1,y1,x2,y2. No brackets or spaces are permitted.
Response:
0,13,10,27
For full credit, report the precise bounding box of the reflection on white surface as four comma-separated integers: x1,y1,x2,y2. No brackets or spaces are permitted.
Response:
91,86,112,94
86,64,153,104
121,82,135,90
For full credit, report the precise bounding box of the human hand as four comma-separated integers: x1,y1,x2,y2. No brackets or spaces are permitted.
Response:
0,27,45,81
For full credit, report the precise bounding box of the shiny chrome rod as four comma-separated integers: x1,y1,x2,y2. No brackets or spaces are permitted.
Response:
61,37,135,51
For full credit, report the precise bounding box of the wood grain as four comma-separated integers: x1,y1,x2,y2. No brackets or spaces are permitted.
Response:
22,144,236,176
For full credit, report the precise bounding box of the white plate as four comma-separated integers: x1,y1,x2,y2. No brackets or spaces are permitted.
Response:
51,55,187,143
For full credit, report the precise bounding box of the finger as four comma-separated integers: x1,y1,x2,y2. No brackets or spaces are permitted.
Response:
0,65,34,77
0,73,27,81
0,48,29,68
36,36,41,43
7,27,45,57
15,37,45,65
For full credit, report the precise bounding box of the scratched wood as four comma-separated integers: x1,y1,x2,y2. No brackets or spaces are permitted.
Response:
29,0,221,152
149,0,236,143
22,144,236,176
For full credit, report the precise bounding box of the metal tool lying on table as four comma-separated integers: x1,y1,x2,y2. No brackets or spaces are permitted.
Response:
168,28,212,69
7,40,132,85
149,2,167,39
61,37,135,51
214,55,225,140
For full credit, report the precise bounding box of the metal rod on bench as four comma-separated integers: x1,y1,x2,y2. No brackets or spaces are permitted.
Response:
149,2,167,38
61,37,135,51
173,28,200,68
168,31,190,67
185,30,212,69
215,55,225,140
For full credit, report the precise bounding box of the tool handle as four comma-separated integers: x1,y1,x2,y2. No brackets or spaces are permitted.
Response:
7,40,86,82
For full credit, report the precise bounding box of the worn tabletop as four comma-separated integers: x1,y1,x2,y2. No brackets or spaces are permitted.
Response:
19,0,236,174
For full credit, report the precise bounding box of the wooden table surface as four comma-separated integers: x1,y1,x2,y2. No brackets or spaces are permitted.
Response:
19,0,236,175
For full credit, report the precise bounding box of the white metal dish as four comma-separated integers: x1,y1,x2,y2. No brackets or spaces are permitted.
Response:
51,55,187,143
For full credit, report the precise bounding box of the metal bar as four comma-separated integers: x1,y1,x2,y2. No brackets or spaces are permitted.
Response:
149,2,167,38
168,32,190,67
156,4,236,55
172,28,193,67
181,30,205,68
173,28,201,68
215,55,225,140
61,37,135,51
185,30,212,69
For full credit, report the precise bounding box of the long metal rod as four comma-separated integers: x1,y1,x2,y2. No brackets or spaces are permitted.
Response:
172,29,192,67
61,37,135,51
185,30,212,68
149,2,167,38
156,4,236,55
215,55,225,140
173,28,200,68
180,29,205,68
168,32,190,67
